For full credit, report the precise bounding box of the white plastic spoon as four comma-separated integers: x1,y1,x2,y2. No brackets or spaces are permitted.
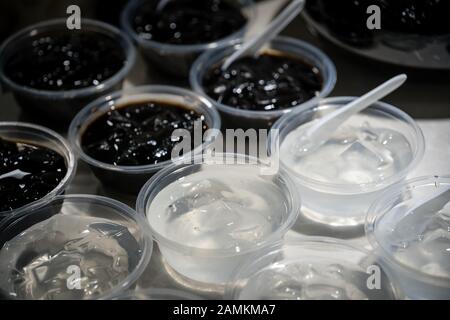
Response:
294,74,408,156
408,184,450,217
0,169,31,180
156,0,171,12
221,0,305,71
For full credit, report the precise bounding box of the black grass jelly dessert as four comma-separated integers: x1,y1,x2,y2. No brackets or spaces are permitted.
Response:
190,36,336,129
304,0,450,69
131,0,247,45
203,51,323,112
0,122,76,220
121,0,255,77
68,85,221,195
0,19,136,126
0,139,65,211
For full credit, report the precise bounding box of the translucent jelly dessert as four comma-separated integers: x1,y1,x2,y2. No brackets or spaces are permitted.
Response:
366,176,450,299
380,204,450,278
4,30,126,91
0,214,139,300
114,289,202,300
0,194,152,300
273,97,424,227
281,121,413,186
132,0,247,45
148,166,288,251
81,101,207,166
236,260,394,300
137,155,300,285
228,240,400,300
203,51,323,111
0,137,67,212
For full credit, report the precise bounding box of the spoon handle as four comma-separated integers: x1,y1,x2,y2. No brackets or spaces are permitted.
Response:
221,0,305,71
156,0,171,12
0,169,31,180
306,74,408,138
410,184,450,216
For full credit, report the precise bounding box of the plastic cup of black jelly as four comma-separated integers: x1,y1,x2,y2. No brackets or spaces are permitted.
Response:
0,122,76,221
121,0,255,78
0,194,153,300
304,0,450,70
0,18,136,126
190,36,337,129
68,85,221,195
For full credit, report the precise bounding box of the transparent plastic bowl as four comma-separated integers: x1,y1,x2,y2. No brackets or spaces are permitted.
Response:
68,85,221,195
0,18,136,125
270,96,425,227
0,194,153,300
366,175,450,300
190,36,337,129
121,0,255,78
0,122,76,220
113,288,203,300
136,153,301,286
226,238,403,300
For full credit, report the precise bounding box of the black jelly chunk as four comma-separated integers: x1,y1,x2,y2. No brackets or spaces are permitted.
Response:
0,138,67,212
81,101,208,166
5,30,126,91
132,0,247,45
203,51,323,111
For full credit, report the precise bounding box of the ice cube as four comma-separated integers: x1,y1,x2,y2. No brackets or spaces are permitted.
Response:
421,263,449,278
166,179,237,219
420,220,450,257
341,141,383,167
437,206,450,225
391,212,430,247
359,121,379,142
164,177,277,250
0,215,134,299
